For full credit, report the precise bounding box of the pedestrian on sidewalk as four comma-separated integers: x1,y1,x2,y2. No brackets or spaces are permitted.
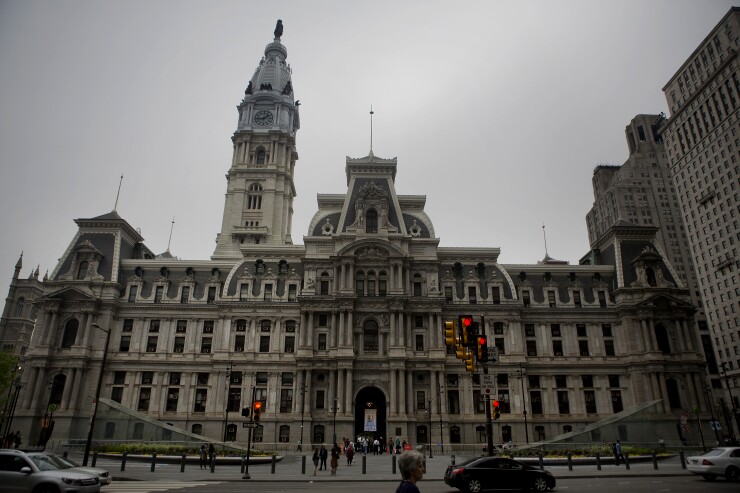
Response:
346,442,354,465
312,448,319,476
395,450,425,493
199,444,207,469
319,445,328,470
613,440,624,465
330,443,339,476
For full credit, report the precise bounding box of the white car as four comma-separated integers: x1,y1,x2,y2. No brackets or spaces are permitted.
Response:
0,449,101,493
35,452,112,486
687,446,740,482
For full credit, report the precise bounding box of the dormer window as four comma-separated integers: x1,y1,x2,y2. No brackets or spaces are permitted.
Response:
77,261,88,280
366,209,378,233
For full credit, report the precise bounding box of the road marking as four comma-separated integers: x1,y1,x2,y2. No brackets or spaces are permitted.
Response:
104,481,217,492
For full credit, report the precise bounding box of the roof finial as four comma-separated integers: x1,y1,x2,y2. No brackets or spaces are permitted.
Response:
274,19,283,40
542,223,549,257
166,217,175,253
113,174,123,212
369,105,374,155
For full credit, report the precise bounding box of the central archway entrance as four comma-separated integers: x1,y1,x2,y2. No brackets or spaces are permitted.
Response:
354,386,387,444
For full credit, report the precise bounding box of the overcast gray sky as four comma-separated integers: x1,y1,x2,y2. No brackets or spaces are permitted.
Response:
0,0,735,287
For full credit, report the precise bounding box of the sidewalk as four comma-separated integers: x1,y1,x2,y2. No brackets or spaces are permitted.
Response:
64,452,693,483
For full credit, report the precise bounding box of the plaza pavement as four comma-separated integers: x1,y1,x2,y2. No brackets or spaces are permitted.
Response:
63,451,695,483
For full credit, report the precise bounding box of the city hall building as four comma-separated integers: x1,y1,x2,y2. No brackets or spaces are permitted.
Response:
0,23,711,449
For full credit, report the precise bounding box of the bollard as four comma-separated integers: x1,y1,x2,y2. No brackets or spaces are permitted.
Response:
362,454,367,474
451,454,455,465
181,453,186,473
595,452,601,470
241,454,246,474
652,451,658,470
301,455,306,475
538,452,544,470
150,452,157,472
392,454,396,475
121,451,127,471
63,451,68,459
509,452,514,460
566,451,572,471
679,450,686,469
624,452,630,470
210,454,215,473
92,451,98,467
271,454,276,474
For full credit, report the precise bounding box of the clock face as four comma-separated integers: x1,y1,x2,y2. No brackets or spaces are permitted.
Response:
253,110,274,127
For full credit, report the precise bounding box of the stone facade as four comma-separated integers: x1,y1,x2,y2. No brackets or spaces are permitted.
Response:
0,23,712,448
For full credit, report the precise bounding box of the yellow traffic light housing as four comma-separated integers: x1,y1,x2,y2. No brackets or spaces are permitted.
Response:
444,321,457,347
464,350,475,372
476,335,488,362
253,401,263,422
459,315,473,346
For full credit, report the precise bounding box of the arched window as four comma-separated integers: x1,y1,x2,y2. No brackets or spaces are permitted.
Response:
655,324,671,354
363,320,379,354
279,425,290,443
501,425,512,443
450,426,461,444
191,424,203,435
13,297,24,317
61,319,79,348
104,422,116,439
563,425,573,434
247,183,263,210
366,209,378,233
48,374,66,406
77,260,89,280
133,423,144,440
255,148,267,164
226,424,237,441
666,378,682,409
355,270,365,296
535,426,546,441
313,425,325,443
646,267,657,286
320,272,330,295
475,425,485,443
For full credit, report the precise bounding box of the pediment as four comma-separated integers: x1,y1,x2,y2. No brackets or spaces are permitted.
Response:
40,286,99,302
636,293,693,310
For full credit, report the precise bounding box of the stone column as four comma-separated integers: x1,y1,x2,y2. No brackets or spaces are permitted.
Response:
307,312,314,349
345,369,353,414
304,369,312,415
30,367,48,411
430,371,438,417
70,368,84,411
337,368,345,414
438,371,447,414
79,312,90,346
399,370,407,415
46,311,59,346
390,369,397,415
60,368,75,409
22,367,40,409
406,371,413,415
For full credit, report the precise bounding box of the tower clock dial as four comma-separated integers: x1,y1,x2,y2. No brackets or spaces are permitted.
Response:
253,110,274,127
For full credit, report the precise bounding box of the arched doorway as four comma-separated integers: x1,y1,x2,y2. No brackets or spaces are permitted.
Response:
354,386,387,442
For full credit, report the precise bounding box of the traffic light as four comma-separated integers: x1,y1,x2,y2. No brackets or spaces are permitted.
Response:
464,350,475,372
253,401,263,422
492,399,501,420
241,407,251,418
455,345,465,360
444,321,457,347
459,315,473,346
476,335,488,362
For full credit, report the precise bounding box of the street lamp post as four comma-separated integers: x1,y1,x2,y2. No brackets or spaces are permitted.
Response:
427,398,433,458
83,322,111,466
516,363,529,444
719,362,740,440
332,398,338,445
299,385,306,452
0,363,22,437
438,385,444,455
223,362,233,442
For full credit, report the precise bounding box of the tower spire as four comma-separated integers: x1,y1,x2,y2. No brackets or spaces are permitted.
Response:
542,223,549,257
113,174,123,212
13,252,23,279
369,105,374,155
166,217,175,253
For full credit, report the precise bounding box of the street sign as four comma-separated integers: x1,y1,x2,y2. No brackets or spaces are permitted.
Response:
48,404,57,413
242,422,259,428
487,347,499,363
711,420,722,431
481,374,495,396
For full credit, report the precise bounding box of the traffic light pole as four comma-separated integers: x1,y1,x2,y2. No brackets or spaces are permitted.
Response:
242,386,256,480
483,363,494,456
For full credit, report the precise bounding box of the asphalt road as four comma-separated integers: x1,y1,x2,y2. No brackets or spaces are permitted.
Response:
102,475,740,493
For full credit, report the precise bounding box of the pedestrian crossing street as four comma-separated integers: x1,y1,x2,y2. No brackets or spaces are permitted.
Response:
104,481,219,492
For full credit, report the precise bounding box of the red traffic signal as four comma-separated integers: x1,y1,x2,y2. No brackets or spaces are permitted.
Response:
459,315,474,345
492,399,501,420
253,401,263,422
476,335,488,362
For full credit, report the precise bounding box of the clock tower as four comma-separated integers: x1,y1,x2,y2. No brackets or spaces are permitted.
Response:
213,20,300,259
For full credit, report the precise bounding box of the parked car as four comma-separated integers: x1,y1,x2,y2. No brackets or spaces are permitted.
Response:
445,456,556,492
0,448,101,493
687,446,740,482
33,452,112,486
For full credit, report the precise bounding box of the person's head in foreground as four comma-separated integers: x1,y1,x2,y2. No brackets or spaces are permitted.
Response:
398,450,425,483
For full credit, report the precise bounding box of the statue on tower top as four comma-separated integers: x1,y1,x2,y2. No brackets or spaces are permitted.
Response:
274,19,283,39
